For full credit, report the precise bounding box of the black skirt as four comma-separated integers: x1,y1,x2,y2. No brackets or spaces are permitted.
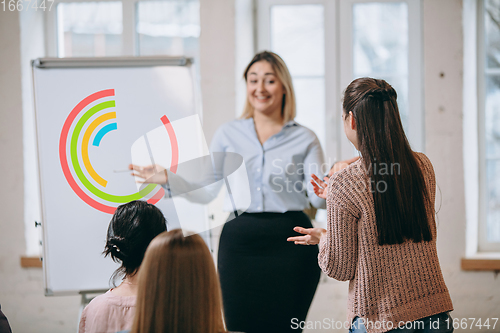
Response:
218,211,321,333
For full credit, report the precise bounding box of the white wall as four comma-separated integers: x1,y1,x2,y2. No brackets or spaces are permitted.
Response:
0,10,82,333
235,0,256,116
21,6,46,257
423,0,500,319
200,0,236,142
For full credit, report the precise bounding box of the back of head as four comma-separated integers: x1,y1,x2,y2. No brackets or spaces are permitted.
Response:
342,77,432,245
131,229,225,333
103,200,167,284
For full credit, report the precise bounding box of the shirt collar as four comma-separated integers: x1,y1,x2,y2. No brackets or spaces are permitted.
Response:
245,117,298,129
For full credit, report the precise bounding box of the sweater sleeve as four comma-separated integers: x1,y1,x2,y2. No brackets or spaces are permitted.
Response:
318,174,359,281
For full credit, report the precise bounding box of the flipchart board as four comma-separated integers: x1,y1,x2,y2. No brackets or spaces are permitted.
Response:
32,57,212,295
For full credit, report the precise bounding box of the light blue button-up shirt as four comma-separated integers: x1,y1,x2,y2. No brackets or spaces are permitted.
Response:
210,118,326,212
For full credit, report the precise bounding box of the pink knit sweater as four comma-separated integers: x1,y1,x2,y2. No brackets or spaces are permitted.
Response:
319,153,453,333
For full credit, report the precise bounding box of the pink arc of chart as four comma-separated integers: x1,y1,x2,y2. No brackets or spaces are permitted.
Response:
59,89,166,214
161,115,179,174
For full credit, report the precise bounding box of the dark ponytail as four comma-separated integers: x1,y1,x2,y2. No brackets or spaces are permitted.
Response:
343,77,432,245
103,200,167,285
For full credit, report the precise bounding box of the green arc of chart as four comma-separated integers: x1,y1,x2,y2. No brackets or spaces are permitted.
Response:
70,100,156,203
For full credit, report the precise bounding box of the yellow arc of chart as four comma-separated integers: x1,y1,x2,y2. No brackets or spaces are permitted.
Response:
82,112,116,187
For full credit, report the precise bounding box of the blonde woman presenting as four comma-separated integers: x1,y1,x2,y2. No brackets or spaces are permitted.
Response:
131,51,330,333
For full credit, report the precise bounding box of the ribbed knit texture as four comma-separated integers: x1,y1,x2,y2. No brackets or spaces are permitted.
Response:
319,153,453,333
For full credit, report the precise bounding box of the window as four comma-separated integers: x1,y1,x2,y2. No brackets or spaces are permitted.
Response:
57,2,123,57
479,0,500,251
46,0,200,57
258,0,336,163
339,0,423,157
270,5,326,153
136,0,199,57
258,0,423,163
257,0,423,224
352,2,409,127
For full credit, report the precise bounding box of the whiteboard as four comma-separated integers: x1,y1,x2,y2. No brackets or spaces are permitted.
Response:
32,57,211,295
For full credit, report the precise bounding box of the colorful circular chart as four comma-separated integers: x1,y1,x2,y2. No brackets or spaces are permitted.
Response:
59,89,176,214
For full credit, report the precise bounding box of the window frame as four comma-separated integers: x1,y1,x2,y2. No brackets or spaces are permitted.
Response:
46,0,202,57
45,0,137,57
339,0,424,157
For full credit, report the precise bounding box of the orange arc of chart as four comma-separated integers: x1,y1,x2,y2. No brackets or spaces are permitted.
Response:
82,112,116,187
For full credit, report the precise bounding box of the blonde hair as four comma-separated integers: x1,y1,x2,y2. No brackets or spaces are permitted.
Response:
130,229,226,333
240,51,296,122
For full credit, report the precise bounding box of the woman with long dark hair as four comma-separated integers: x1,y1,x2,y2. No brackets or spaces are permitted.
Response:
79,200,167,333
289,78,454,333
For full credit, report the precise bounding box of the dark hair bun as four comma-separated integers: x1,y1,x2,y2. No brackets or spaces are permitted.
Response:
103,200,167,285
105,237,128,261
365,86,396,101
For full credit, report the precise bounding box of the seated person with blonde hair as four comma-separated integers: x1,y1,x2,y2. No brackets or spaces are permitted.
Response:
120,229,227,333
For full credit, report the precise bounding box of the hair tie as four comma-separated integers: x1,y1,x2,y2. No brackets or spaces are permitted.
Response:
380,90,391,101
365,88,392,102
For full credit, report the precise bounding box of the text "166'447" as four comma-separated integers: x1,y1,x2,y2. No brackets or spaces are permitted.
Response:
2,0,54,11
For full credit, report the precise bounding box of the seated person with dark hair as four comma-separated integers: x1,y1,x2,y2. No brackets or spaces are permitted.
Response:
79,200,167,333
